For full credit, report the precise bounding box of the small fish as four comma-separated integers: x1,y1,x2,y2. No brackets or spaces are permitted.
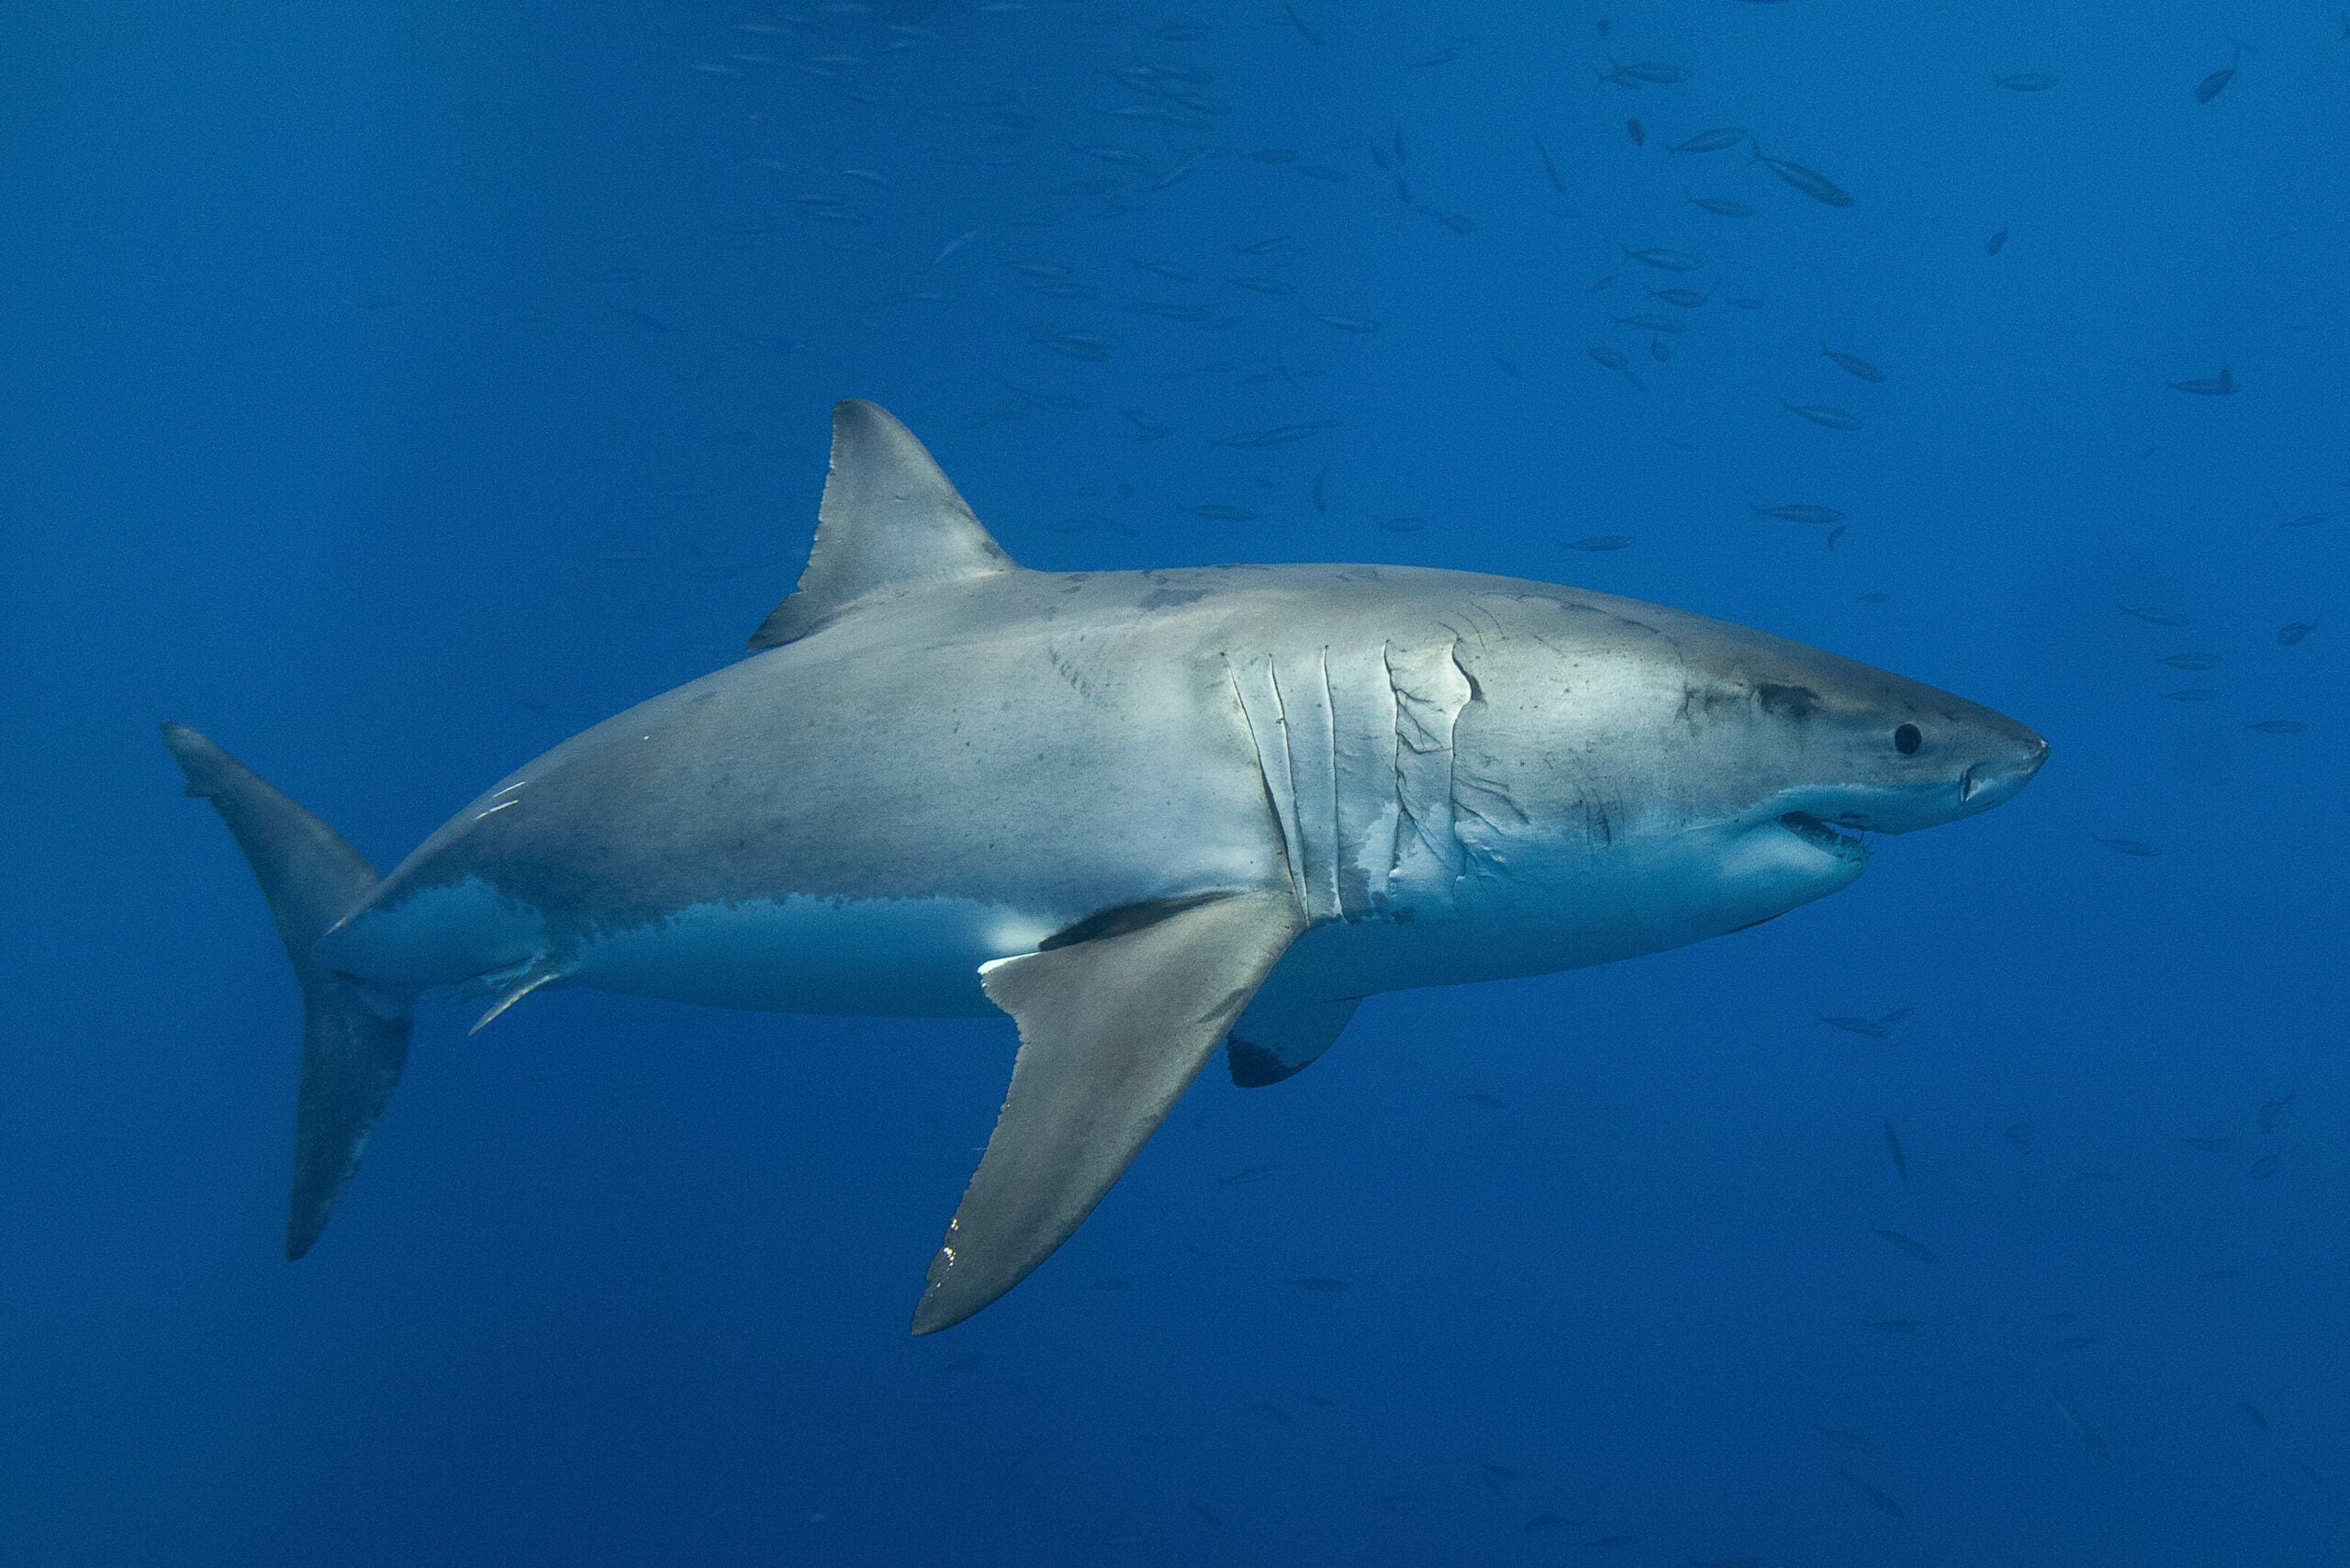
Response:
1649,337,1670,362
1620,244,1703,271
2169,365,2237,395
2162,689,2221,701
1284,4,1321,44
1070,144,1149,167
1136,262,1193,281
610,305,669,333
1188,1500,1223,1525
2118,602,2191,626
1588,345,1630,372
2005,1124,2036,1155
1537,139,1567,194
1183,504,1257,521
2259,1095,2292,1133
1669,127,1747,154
1649,287,1707,308
1482,1462,1522,1484
2160,652,2221,670
1884,1120,1908,1189
1588,273,1619,293
1996,73,2059,91
1219,1160,1280,1185
1871,1226,1940,1265
1087,1276,1131,1290
2282,512,2325,528
2239,1402,2270,1432
1460,1092,1505,1108
1289,1277,1348,1293
1589,1536,1642,1550
1122,410,1170,441
1823,347,1886,382
1819,1008,1911,1037
1986,228,2009,254
1841,1473,1905,1518
2248,719,2306,734
1214,422,1331,448
1826,525,1845,549
1314,315,1379,332
1615,313,1687,334
1379,516,1428,533
2195,64,2235,104
1031,330,1113,361
1246,147,1299,163
1524,1515,1583,1534
2250,1154,2280,1180
1612,62,1688,84
1783,400,1863,431
1148,153,1210,190
2177,1137,2232,1152
2093,835,2160,857
1816,1425,1878,1454
1751,143,1854,207
1688,196,1754,217
1154,22,1209,40
1864,1319,1923,1333
2053,1396,2112,1461
1564,534,1635,552
2277,620,2317,645
1626,118,1645,146
1752,503,1845,524
1311,465,1328,511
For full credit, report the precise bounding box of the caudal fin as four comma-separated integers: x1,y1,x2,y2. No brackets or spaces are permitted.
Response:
159,722,410,1259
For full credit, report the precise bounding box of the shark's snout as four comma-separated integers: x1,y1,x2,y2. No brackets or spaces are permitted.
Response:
1956,725,2048,815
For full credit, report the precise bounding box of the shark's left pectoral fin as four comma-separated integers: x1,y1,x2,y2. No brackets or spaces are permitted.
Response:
912,888,1306,1334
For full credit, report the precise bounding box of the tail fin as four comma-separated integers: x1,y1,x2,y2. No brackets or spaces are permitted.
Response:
159,722,410,1260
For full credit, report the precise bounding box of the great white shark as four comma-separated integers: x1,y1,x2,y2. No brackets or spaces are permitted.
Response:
164,399,2047,1333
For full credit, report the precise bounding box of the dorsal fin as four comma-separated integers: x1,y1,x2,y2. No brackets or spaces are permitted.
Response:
747,400,1020,650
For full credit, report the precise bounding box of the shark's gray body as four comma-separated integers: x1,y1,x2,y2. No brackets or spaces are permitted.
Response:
164,400,2046,1333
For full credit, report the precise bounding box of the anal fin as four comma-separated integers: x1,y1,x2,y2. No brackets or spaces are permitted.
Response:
911,888,1305,1334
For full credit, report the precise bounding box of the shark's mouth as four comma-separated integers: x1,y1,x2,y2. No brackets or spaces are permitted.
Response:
1779,811,1871,864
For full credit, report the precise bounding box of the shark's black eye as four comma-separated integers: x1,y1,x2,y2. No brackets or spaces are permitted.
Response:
1893,722,1922,755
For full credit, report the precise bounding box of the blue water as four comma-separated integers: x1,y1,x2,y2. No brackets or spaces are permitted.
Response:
8,3,2345,1562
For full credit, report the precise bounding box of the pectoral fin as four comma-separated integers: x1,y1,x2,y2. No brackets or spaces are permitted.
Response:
911,888,1305,1334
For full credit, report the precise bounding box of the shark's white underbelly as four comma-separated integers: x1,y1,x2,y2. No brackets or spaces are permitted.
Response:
565,894,1058,1017
551,814,1841,1020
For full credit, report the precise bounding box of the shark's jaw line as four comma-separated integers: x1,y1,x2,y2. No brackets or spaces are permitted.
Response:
1777,810,1873,866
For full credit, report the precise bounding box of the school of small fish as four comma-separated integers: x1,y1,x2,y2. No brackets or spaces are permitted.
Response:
632,6,2340,1556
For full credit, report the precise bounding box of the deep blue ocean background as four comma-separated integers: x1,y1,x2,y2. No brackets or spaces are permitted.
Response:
7,3,2347,1563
